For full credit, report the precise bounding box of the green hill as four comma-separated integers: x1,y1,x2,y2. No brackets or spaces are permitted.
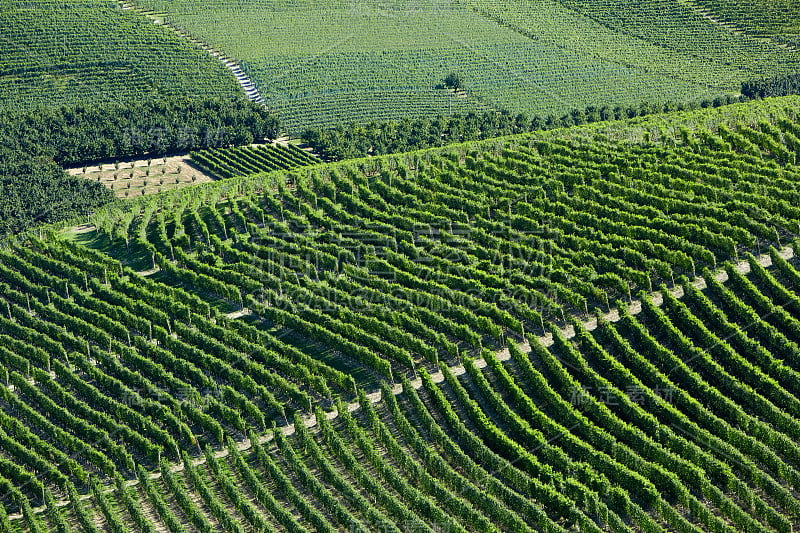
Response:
0,96,799,531
0,0,243,110
132,0,800,132
692,0,800,47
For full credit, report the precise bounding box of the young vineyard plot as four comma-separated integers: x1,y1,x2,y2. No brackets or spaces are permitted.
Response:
190,144,321,180
0,0,243,110
129,0,800,132
1,98,800,530
67,155,215,199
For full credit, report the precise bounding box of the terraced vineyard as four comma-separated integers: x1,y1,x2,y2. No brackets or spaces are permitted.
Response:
466,0,795,88
692,0,800,47
190,144,321,180
0,0,243,110
131,0,800,132
0,97,797,531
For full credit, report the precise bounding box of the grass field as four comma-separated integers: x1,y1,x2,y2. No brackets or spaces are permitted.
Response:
0,96,800,531
132,0,800,132
0,0,243,110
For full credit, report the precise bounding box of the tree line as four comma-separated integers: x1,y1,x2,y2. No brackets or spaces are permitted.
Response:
301,95,744,161
741,72,800,100
0,96,278,166
0,96,279,238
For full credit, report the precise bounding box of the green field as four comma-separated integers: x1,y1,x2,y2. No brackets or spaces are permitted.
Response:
132,0,800,132
0,0,243,110
189,143,321,179
0,97,799,531
2,1,800,531
692,0,800,46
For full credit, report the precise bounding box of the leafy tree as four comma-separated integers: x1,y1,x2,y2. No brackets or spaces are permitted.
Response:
441,72,464,90
0,149,113,237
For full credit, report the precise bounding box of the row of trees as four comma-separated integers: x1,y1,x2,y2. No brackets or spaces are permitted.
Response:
1,96,279,166
301,96,744,160
741,72,800,99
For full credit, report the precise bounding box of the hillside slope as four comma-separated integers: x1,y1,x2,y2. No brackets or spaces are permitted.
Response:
0,0,243,110
1,97,800,531
132,0,800,132
691,0,800,47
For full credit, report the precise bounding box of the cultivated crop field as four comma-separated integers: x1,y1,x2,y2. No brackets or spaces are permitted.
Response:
189,143,321,180
2,0,800,529
0,97,799,531
131,0,800,132
690,0,800,47
66,156,214,199
0,0,243,110
66,144,320,198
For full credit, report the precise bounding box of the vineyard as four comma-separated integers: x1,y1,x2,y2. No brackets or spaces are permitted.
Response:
690,0,800,47
0,0,242,110
189,144,321,180
66,156,214,199
0,96,796,530
129,0,800,132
